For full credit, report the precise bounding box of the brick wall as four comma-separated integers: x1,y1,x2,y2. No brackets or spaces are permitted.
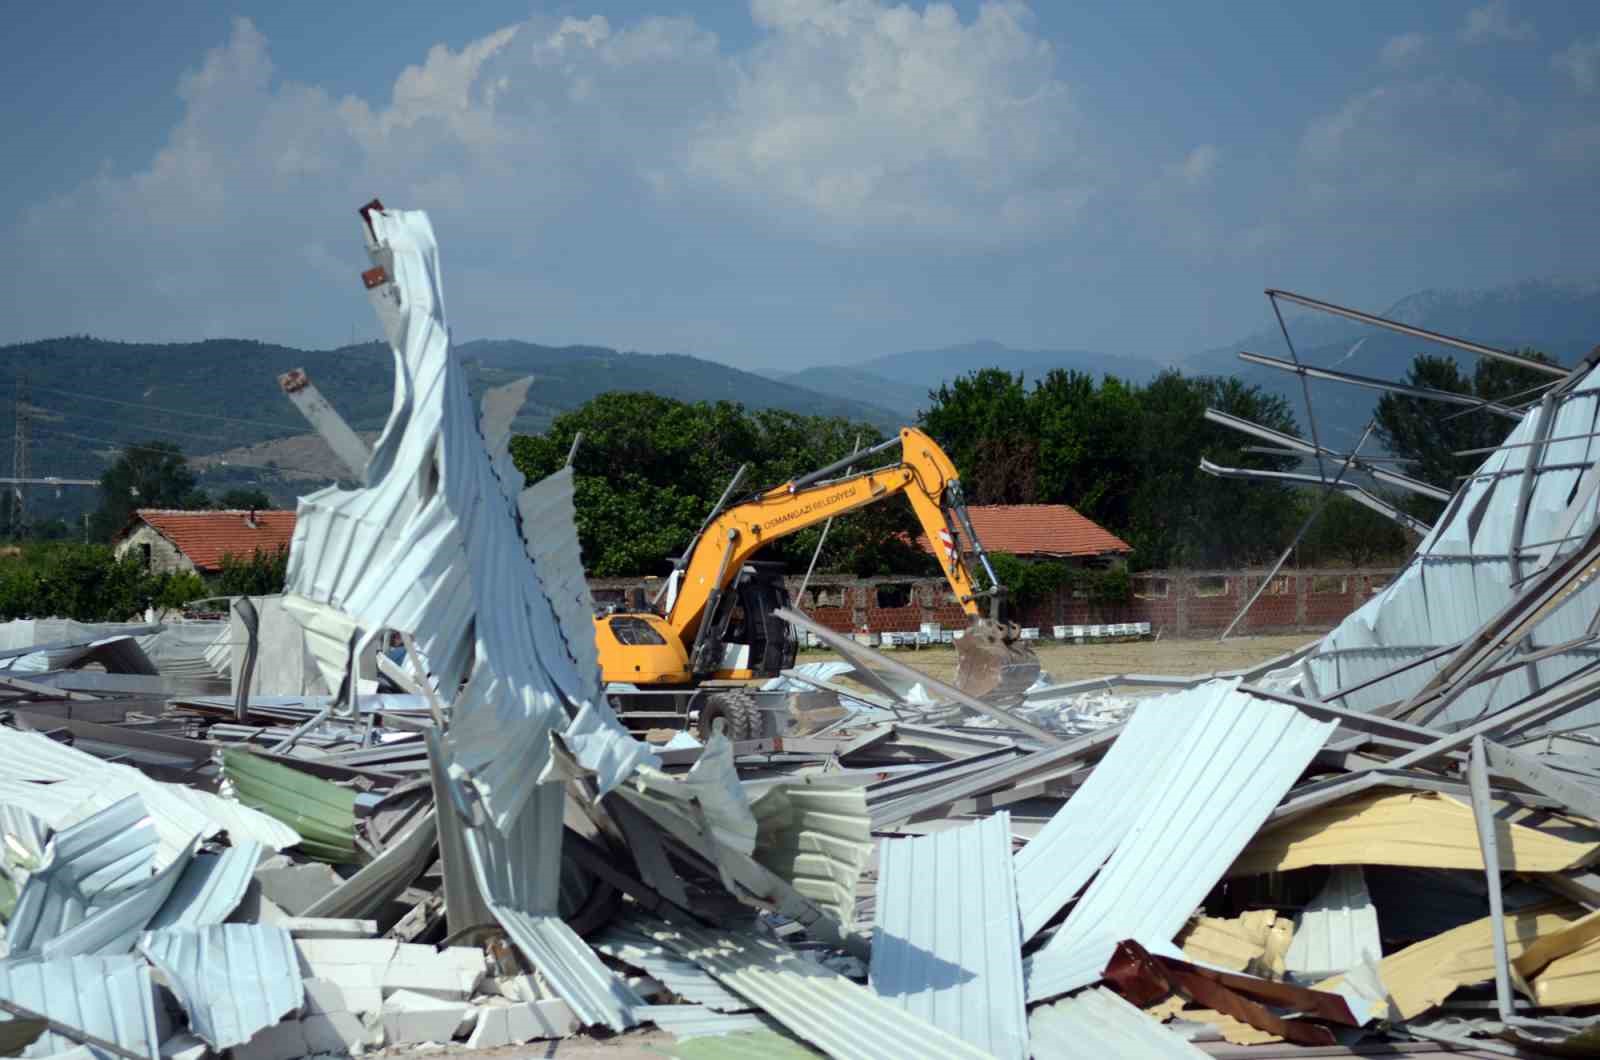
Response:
588,567,1399,638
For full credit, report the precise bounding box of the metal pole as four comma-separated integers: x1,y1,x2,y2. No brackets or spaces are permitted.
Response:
232,596,259,723
1468,736,1517,1024
1269,294,1328,484
1218,421,1376,642
1267,289,1567,378
798,435,863,603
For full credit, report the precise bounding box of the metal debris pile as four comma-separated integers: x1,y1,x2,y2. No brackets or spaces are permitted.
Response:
3,205,1600,1060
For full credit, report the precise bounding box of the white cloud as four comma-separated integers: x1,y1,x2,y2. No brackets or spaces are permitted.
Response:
682,0,1092,242
1380,32,1426,67
1459,0,1534,44
1297,77,1526,211
1554,37,1600,94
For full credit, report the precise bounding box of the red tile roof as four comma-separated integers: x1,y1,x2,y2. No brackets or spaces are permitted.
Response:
917,504,1131,559
126,509,297,572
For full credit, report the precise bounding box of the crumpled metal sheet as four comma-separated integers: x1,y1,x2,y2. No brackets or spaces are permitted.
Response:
0,728,298,857
491,908,645,1031
6,796,159,956
0,954,159,1059
302,808,437,920
0,635,158,676
146,841,263,932
590,921,752,1013
644,920,991,1060
1284,867,1382,981
1029,987,1208,1059
284,205,652,835
36,836,194,960
139,924,304,1049
870,813,1027,1059
222,748,357,863
1025,680,1335,1003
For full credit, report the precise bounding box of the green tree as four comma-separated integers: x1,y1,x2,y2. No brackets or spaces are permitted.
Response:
1375,350,1556,506
1030,370,1141,532
216,488,274,510
509,393,920,577
214,547,290,596
1126,372,1303,569
89,441,208,541
920,369,1039,503
1296,491,1412,568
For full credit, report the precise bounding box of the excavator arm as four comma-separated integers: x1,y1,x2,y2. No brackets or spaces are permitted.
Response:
665,427,992,643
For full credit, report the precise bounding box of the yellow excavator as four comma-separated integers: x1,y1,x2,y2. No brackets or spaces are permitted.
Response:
593,427,1041,738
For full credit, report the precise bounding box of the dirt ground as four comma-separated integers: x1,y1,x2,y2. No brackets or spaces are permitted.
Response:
800,630,1318,687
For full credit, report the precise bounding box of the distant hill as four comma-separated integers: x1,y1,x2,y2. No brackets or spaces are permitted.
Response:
854,340,1165,392
1185,280,1600,448
772,366,933,423
0,336,902,529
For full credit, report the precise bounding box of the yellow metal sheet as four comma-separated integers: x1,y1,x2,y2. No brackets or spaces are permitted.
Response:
1181,1010,1281,1046
1318,901,1587,1020
1528,930,1600,1009
1176,909,1291,977
1231,791,1600,877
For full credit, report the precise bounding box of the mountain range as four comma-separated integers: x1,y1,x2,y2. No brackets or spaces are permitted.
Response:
3,278,1596,527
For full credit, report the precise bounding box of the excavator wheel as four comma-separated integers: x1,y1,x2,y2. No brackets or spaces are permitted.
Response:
698,689,765,742
954,618,1043,704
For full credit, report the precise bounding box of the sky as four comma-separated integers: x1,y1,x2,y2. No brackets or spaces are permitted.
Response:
3,0,1597,370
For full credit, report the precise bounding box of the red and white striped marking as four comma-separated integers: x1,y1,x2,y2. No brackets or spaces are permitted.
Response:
938,529,958,565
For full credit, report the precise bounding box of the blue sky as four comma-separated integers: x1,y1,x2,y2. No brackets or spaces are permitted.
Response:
3,1,1597,369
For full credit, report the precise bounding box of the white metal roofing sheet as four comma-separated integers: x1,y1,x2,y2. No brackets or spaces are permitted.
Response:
146,841,262,932
590,922,752,1013
1028,986,1208,1059
0,728,297,857
138,924,303,1049
645,921,992,1060
870,812,1027,1059
1025,680,1334,1002
1283,866,1382,980
0,954,159,1058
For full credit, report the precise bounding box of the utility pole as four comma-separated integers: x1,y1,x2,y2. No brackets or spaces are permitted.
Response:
11,369,28,537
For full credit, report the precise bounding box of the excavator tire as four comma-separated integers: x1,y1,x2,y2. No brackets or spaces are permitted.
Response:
698,689,764,742
954,618,1043,704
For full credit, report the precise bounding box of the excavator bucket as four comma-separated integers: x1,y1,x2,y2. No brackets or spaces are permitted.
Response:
954,619,1042,703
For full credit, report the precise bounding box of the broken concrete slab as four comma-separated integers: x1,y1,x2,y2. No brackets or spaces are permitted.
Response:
380,988,475,1045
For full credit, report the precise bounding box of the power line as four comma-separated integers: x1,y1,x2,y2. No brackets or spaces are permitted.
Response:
27,424,334,479
11,382,312,432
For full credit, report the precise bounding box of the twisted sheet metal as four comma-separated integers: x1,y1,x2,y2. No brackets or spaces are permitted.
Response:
870,813,1027,1059
139,924,303,1049
146,842,263,932
0,955,159,1058
644,921,992,1060
1028,987,1208,1058
1025,681,1334,1002
0,729,297,857
590,921,751,1013
6,797,158,956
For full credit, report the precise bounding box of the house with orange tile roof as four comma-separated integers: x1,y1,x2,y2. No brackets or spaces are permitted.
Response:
113,508,296,576
915,504,1131,566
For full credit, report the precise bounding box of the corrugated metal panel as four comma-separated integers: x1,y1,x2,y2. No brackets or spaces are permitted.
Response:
1284,867,1382,980
0,635,158,676
590,922,751,1012
284,207,651,835
1025,681,1334,1002
636,1004,770,1039
0,954,159,1058
1294,368,1600,731
870,813,1027,1059
139,924,303,1049
146,841,262,932
1013,692,1210,941
1028,987,1208,1059
644,921,992,1059
222,749,355,863
0,729,297,857
424,729,495,938
491,909,644,1031
751,784,873,929
302,808,437,920
37,837,194,959
6,796,158,955
666,1029,821,1059
1231,791,1600,876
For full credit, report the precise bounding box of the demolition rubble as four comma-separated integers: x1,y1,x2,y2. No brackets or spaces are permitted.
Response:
3,205,1600,1060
